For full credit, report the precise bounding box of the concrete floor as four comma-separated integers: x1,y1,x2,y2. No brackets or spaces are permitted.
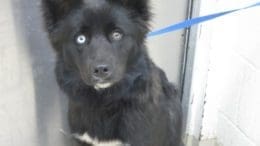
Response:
199,139,220,146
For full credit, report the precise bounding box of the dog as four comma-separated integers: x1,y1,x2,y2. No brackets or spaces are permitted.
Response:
41,0,182,145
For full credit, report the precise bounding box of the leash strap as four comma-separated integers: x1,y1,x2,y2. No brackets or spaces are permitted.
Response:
148,2,260,37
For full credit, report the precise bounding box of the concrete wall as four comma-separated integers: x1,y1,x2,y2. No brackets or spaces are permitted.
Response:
0,0,188,146
186,0,260,146
0,0,70,146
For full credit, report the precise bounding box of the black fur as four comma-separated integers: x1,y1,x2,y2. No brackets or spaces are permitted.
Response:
41,0,182,145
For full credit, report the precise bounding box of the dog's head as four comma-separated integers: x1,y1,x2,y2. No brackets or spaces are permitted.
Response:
42,0,151,90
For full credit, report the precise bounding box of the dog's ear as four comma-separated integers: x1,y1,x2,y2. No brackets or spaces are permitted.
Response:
111,0,151,21
41,0,82,31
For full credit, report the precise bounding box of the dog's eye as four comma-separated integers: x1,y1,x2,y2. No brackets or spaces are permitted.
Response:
76,35,87,44
111,30,123,41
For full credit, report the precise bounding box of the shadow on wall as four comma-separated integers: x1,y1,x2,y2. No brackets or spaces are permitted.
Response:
10,0,71,146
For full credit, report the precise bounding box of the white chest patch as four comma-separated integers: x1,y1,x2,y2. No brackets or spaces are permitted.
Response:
84,0,107,9
73,132,128,146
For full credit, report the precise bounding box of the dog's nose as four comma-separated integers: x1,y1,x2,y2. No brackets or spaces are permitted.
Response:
92,64,112,79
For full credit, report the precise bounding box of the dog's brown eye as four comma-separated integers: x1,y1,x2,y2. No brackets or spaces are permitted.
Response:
76,34,87,44
111,30,123,41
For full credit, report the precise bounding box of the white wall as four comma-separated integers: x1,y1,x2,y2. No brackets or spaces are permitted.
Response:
187,0,260,145
0,0,70,146
0,1,38,145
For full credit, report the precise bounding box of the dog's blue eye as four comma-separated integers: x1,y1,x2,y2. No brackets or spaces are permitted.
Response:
76,35,86,44
111,30,123,41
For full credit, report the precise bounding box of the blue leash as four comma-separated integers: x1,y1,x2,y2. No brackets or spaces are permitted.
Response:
148,2,260,37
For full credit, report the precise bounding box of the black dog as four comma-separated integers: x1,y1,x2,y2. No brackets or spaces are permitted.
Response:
41,0,182,145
